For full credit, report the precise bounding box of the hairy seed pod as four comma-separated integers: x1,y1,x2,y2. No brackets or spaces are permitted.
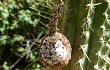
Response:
40,3,71,68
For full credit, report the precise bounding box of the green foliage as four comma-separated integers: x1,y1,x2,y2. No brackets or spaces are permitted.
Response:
0,0,52,70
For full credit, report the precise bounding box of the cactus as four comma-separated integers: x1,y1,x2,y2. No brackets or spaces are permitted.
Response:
0,0,110,70
46,0,110,70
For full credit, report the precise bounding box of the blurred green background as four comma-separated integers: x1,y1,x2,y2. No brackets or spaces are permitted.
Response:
0,0,53,70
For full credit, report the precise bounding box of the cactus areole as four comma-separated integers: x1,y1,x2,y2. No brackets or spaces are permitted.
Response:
40,3,72,68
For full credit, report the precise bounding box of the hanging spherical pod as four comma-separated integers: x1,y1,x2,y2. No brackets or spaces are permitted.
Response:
39,3,72,68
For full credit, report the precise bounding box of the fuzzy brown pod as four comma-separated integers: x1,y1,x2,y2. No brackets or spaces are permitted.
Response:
40,32,71,68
